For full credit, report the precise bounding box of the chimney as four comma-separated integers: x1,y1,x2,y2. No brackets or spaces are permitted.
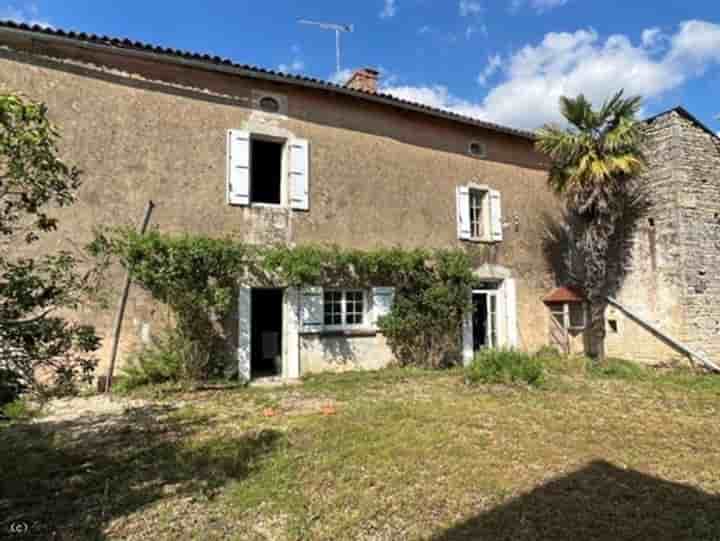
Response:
344,68,380,93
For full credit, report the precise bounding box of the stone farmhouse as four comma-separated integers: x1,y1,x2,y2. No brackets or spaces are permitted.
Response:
1,21,718,380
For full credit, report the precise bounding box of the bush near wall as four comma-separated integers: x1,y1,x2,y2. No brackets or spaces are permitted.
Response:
90,230,477,379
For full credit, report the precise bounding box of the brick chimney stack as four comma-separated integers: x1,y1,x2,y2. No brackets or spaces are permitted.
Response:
344,68,380,93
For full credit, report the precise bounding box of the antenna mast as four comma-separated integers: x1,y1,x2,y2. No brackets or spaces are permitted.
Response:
298,18,354,75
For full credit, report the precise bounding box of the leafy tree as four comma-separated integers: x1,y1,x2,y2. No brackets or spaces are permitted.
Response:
536,91,646,360
0,93,99,402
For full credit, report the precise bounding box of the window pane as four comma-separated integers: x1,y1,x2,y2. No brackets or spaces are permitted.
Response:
345,291,364,325
323,291,343,326
469,190,486,239
569,303,585,328
488,295,497,348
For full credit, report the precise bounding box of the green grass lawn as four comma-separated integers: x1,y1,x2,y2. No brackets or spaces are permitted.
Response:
2,362,720,540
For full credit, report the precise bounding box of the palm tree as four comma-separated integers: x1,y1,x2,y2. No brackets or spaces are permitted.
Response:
536,91,646,361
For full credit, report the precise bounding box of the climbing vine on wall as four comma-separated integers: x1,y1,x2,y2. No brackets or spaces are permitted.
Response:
90,228,476,373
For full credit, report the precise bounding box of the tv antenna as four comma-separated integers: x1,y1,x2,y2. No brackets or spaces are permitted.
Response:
298,18,354,75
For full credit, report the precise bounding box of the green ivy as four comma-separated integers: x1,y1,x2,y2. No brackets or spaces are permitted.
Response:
91,229,476,373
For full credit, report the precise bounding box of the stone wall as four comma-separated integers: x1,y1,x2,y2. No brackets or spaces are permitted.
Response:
0,35,558,372
674,114,720,360
607,111,720,365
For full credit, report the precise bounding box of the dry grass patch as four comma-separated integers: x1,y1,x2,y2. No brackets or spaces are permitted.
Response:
2,365,720,540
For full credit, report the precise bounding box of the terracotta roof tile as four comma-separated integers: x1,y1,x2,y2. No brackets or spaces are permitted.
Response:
0,20,537,140
543,286,585,304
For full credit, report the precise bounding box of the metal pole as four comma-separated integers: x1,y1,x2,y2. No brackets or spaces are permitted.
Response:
335,29,341,75
104,200,155,392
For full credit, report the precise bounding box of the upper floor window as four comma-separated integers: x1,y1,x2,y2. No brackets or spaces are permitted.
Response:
227,130,310,210
250,138,283,205
468,141,487,158
259,96,281,113
469,188,488,240
456,184,503,242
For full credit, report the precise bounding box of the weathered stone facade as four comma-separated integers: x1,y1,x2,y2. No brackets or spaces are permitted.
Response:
0,24,558,377
606,109,720,365
3,23,716,374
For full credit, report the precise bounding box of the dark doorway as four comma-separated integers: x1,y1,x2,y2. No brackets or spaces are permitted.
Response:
251,289,283,378
250,139,283,204
472,293,488,352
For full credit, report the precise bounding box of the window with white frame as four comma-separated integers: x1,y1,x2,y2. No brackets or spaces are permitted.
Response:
323,290,366,328
227,130,310,210
550,302,586,331
469,188,488,240
457,184,503,242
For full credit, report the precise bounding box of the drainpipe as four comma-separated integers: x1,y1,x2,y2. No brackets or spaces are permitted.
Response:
606,297,720,373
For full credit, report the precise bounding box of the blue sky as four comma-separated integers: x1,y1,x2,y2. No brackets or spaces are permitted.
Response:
1,1,719,132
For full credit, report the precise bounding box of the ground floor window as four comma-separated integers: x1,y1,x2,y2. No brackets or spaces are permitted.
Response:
323,290,366,328
550,302,587,332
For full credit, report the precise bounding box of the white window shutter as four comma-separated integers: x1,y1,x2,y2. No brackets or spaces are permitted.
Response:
290,139,310,210
300,287,323,333
372,287,395,328
456,186,471,240
285,288,301,379
227,130,250,206
237,287,251,381
490,189,503,241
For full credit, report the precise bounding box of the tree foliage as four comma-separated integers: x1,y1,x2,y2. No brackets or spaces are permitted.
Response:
0,93,99,402
536,91,647,359
92,229,476,374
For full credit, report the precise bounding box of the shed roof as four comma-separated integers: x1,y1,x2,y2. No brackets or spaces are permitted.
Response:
543,286,585,304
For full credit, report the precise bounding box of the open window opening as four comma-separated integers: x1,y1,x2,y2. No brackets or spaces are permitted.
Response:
250,138,283,205
251,289,283,378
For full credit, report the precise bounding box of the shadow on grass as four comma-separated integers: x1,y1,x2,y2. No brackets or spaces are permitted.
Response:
433,460,720,541
0,404,283,540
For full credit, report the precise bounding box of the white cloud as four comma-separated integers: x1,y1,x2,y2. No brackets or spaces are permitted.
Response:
531,0,569,11
0,2,51,27
380,0,397,19
477,54,502,85
641,27,663,48
667,20,720,66
278,60,304,73
277,45,305,74
329,68,354,85
381,84,486,119
511,0,570,14
459,0,482,17
381,20,720,130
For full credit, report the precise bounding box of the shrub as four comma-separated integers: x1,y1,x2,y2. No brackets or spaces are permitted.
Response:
534,345,562,361
465,349,545,387
1,397,41,421
588,357,648,380
115,329,219,392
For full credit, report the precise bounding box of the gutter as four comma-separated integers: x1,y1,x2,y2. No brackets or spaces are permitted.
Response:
606,297,720,373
